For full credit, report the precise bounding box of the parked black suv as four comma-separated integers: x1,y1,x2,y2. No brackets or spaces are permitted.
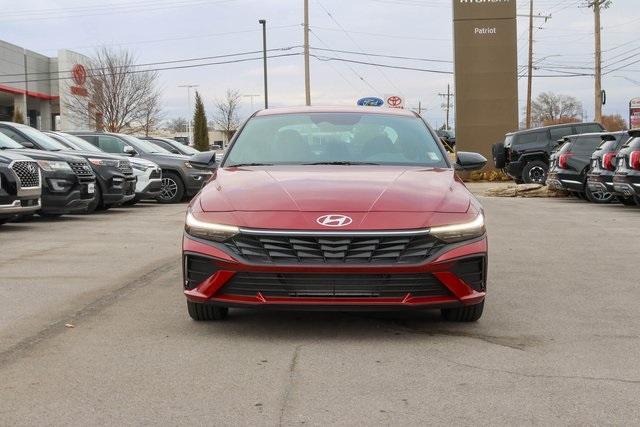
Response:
42,131,137,212
612,129,640,206
0,127,96,216
546,133,615,203
0,150,41,225
71,132,213,203
493,122,605,184
586,131,630,203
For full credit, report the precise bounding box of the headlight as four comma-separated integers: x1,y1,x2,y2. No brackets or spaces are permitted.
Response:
429,213,485,243
132,163,151,171
185,211,239,242
37,160,72,172
88,158,118,167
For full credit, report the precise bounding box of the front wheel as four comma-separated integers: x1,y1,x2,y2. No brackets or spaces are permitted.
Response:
157,172,185,204
187,301,229,321
441,300,484,322
521,160,548,184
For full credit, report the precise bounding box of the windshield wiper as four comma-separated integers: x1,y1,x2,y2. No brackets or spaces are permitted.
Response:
302,161,380,165
226,163,274,167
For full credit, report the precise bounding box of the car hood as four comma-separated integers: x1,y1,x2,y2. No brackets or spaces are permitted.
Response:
199,166,471,215
7,148,84,162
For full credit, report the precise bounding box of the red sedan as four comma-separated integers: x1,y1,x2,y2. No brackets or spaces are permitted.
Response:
183,107,488,322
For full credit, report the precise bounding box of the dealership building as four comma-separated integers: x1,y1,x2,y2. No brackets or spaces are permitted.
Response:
0,40,91,131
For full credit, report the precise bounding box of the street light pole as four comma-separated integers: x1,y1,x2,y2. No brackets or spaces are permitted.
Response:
243,94,260,112
259,19,268,109
303,0,311,106
178,84,198,143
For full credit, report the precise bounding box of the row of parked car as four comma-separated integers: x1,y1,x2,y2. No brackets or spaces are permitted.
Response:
493,123,640,205
0,122,217,226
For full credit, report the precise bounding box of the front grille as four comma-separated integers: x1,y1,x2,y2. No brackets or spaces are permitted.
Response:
117,160,133,175
183,255,218,290
452,257,486,292
150,169,161,179
68,161,94,177
11,161,40,188
224,233,445,265
220,272,454,298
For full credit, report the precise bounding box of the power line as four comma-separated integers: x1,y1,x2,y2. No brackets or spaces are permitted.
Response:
310,47,452,64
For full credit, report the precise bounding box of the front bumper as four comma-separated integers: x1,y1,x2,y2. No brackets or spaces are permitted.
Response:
40,172,95,214
134,168,162,199
185,170,213,196
182,234,487,310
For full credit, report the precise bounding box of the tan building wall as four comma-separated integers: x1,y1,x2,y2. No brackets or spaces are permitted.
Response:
453,0,518,165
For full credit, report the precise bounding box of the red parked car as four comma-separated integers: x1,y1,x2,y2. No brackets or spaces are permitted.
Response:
182,107,488,322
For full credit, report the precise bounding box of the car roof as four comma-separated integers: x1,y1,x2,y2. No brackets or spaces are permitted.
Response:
506,122,602,136
253,106,417,118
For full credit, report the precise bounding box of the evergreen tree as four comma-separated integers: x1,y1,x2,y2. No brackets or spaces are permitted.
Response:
192,91,209,151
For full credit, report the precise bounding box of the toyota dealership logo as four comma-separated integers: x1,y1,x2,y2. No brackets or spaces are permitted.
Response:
316,214,353,227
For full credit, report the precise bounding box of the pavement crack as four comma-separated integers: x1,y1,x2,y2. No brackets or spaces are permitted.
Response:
278,344,302,427
0,258,177,368
442,357,640,385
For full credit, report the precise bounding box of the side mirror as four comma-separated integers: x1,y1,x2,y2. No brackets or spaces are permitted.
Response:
22,140,35,149
189,151,217,169
455,151,487,171
123,146,137,156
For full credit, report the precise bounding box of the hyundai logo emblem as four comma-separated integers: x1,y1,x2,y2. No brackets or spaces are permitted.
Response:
316,214,353,227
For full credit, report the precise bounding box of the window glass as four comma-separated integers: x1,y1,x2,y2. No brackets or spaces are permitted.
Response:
0,131,25,148
98,135,127,154
12,124,67,150
0,127,28,144
58,133,103,152
549,126,574,141
224,113,447,167
572,136,603,154
516,130,546,145
577,123,604,133
120,135,171,154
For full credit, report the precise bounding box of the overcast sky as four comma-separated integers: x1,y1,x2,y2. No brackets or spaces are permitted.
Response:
1,0,638,128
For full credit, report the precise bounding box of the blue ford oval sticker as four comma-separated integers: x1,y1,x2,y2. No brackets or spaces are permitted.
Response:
357,97,385,107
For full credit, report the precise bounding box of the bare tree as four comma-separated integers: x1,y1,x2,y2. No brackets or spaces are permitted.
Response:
213,89,241,144
166,117,188,133
531,92,583,126
64,47,162,133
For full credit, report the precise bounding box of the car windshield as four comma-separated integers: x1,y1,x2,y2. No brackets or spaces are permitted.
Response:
15,124,68,151
0,132,24,149
58,133,103,152
224,112,447,167
120,134,172,154
170,141,199,155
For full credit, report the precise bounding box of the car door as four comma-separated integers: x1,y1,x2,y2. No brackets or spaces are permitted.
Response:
96,135,128,155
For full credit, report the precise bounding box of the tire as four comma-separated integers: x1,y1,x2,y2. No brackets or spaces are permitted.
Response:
619,196,639,206
187,301,229,321
441,300,484,322
492,143,506,169
584,183,614,204
157,172,185,204
0,218,8,226
521,160,548,184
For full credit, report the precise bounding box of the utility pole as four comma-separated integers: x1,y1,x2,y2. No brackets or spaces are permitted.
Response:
178,84,198,143
303,0,311,106
525,0,534,128
418,101,422,115
259,19,268,109
523,3,551,128
439,84,454,131
592,0,603,123
23,48,28,125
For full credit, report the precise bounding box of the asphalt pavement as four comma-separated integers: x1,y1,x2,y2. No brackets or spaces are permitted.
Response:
1,193,639,425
